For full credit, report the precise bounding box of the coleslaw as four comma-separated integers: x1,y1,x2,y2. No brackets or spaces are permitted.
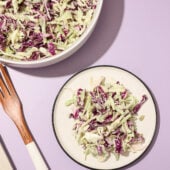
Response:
0,0,97,61
66,77,147,161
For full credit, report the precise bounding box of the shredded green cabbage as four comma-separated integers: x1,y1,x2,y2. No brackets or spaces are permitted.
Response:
66,77,147,161
0,0,97,61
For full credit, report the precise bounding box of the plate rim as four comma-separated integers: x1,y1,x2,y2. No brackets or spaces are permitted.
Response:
52,65,158,170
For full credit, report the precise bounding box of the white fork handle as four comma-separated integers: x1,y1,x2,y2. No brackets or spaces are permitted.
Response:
26,142,48,170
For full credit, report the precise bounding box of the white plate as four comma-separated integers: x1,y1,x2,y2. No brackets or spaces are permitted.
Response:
52,66,157,170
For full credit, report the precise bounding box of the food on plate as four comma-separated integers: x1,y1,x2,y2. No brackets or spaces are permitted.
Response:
0,0,97,61
66,77,147,161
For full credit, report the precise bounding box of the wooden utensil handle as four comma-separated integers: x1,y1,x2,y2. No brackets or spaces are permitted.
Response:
15,117,33,145
26,142,48,170
15,118,48,169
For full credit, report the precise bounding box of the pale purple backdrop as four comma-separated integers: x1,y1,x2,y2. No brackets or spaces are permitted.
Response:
0,0,170,169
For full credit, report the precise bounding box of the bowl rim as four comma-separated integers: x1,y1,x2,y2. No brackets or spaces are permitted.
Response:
0,0,104,67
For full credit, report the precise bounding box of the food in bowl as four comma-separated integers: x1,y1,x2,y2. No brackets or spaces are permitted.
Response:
0,0,98,61
65,77,147,162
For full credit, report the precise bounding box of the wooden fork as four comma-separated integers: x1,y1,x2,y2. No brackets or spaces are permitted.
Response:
0,64,48,170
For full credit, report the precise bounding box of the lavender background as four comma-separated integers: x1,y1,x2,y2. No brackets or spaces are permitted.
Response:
0,0,170,169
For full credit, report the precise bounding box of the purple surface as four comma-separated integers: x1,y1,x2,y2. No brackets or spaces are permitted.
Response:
0,0,170,169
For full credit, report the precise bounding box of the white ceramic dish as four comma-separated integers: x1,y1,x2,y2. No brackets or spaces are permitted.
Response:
0,1,103,68
52,66,157,170
0,137,13,170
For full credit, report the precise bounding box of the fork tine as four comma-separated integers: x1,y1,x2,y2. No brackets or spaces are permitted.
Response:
0,77,9,96
0,76,7,103
0,64,15,94
0,89,4,103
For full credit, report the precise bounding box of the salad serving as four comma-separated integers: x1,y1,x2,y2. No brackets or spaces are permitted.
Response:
0,0,97,61
66,77,147,162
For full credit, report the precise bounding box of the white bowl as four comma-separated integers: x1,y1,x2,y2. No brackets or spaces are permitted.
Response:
0,1,103,68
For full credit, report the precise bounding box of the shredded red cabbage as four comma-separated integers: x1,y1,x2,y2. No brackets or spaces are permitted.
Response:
0,0,98,61
133,95,148,114
66,78,147,161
